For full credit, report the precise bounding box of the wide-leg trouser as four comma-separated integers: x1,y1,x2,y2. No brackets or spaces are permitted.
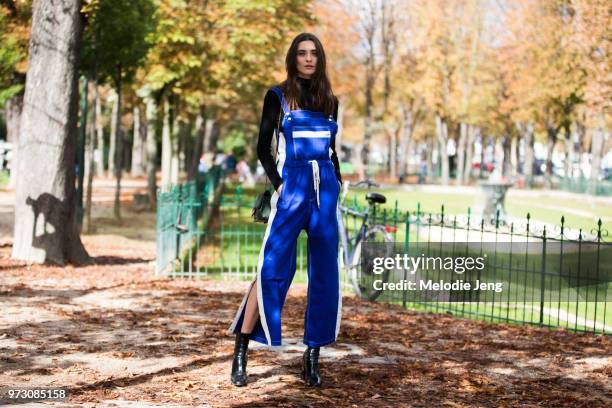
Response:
228,159,341,348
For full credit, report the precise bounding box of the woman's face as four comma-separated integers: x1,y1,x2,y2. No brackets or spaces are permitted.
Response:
296,40,317,79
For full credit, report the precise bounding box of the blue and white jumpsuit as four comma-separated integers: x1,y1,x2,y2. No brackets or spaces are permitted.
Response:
228,85,342,348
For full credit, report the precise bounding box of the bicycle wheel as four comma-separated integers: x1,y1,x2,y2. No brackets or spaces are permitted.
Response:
350,224,394,301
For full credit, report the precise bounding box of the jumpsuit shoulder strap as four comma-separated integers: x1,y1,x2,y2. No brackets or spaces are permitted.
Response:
271,85,290,117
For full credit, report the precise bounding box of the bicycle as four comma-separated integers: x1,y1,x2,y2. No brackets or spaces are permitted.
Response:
337,179,396,301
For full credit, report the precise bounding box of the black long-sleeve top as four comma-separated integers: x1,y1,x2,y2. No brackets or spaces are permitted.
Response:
256,76,342,191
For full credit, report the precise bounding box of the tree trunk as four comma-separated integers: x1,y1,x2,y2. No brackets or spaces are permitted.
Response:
203,118,215,154
76,77,88,230
85,77,98,233
361,63,374,179
178,119,190,176
511,135,519,178
83,81,93,186
141,111,148,169
520,122,535,188
12,0,90,265
478,134,485,179
388,124,397,179
160,97,172,189
177,116,184,175
204,117,219,154
435,113,449,185
360,0,378,180
197,116,216,175
456,122,468,185
502,135,512,178
170,98,180,185
4,94,22,144
545,121,557,188
112,74,123,220
5,93,23,189
589,115,606,183
188,107,205,180
145,95,158,209
463,126,476,183
563,124,573,179
131,105,144,176
397,104,413,179
426,135,434,177
95,90,104,177
108,90,117,176
575,120,586,178
361,116,372,178
335,100,345,161
124,127,131,172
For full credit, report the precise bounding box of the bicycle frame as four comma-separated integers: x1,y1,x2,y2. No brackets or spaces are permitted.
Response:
337,182,372,269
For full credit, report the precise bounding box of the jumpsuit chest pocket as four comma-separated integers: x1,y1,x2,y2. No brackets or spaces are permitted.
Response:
291,125,331,160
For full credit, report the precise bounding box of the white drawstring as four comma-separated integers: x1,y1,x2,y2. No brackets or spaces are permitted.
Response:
309,160,320,209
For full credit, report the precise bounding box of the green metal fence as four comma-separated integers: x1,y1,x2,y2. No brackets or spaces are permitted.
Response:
554,176,612,197
361,206,611,335
158,184,345,288
155,166,224,275
156,181,611,335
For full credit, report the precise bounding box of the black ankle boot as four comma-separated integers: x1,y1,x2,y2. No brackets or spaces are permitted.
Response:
302,346,322,386
231,332,250,386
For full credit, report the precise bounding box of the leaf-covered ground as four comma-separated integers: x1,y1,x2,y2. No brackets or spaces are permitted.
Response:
0,180,610,407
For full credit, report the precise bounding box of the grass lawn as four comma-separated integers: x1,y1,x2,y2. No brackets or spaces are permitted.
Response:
332,186,611,233
224,181,610,233
0,170,9,189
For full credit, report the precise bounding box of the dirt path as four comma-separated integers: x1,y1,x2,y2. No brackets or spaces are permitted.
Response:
1,248,610,407
0,180,610,407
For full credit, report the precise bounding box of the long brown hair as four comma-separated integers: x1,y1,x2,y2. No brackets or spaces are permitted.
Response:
281,33,336,116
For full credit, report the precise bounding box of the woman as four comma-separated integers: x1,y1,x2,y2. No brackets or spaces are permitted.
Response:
227,32,343,387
